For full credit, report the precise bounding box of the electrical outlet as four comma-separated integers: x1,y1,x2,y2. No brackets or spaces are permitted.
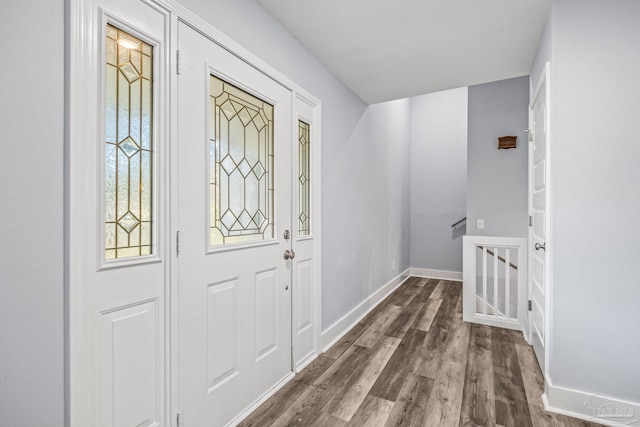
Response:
477,219,485,229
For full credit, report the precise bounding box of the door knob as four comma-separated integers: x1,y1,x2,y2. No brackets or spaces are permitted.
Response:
535,242,546,251
284,249,296,260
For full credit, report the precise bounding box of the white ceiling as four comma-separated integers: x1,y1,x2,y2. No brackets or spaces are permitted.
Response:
256,0,551,104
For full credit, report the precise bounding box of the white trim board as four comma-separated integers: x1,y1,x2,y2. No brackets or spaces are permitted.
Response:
544,379,640,427
227,372,296,427
320,268,464,351
410,268,462,282
295,350,318,373
320,269,411,351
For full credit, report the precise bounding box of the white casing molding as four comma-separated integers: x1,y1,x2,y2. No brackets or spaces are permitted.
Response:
544,379,640,427
410,268,462,282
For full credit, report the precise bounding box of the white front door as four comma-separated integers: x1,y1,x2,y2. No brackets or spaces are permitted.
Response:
529,62,550,372
177,22,293,426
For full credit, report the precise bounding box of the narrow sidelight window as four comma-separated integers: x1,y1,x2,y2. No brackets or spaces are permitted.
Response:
105,25,153,259
298,120,311,236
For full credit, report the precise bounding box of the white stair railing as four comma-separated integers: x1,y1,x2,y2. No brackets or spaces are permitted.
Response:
463,235,527,331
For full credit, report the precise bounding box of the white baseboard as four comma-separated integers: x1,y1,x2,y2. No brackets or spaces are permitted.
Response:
295,351,318,373
320,268,411,351
227,372,295,426
410,267,462,281
544,379,640,427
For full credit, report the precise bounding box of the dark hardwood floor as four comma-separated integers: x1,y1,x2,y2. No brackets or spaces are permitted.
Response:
239,277,599,427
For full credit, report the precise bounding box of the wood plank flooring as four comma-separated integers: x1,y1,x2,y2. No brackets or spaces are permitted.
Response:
239,277,599,427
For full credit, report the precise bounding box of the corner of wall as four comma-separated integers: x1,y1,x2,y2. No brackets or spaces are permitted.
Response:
320,269,411,351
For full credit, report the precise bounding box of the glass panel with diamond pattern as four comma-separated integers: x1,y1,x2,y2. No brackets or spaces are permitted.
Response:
298,120,311,236
209,75,274,246
105,25,153,260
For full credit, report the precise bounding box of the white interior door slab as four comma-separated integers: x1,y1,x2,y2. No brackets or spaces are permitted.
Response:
529,63,550,373
177,21,293,426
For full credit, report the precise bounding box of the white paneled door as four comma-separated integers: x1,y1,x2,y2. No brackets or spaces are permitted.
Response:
177,22,293,426
529,62,550,373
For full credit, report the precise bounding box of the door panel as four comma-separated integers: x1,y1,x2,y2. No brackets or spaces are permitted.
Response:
206,279,238,389
529,63,550,372
255,269,279,359
177,21,292,426
99,301,159,427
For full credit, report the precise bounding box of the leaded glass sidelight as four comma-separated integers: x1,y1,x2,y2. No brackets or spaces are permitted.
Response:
209,75,274,246
105,25,153,260
298,121,311,236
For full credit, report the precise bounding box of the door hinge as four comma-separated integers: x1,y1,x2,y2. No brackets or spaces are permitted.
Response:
529,215,533,227
528,300,533,311
525,128,534,142
176,231,180,257
176,49,182,75
177,411,183,427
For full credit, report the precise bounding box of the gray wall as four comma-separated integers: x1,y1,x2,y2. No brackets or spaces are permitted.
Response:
178,0,412,330
467,76,529,238
532,1,640,406
530,6,551,94
541,0,640,403
410,88,468,272
0,2,65,426
322,99,412,326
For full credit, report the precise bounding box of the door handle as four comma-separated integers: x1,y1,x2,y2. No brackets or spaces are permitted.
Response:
284,249,296,260
535,242,546,251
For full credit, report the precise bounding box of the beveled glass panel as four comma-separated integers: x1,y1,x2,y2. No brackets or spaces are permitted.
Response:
298,121,311,236
209,75,274,246
105,24,153,260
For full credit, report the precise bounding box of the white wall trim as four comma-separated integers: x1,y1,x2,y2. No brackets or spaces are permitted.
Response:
159,0,320,102
320,269,411,351
410,268,462,281
544,379,640,427
227,372,295,427
295,351,318,373
543,60,553,382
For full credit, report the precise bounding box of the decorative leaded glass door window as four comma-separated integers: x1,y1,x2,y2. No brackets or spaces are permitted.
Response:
209,75,274,246
298,120,311,236
104,24,153,260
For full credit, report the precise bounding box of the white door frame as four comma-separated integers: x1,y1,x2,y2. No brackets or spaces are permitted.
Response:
67,0,322,425
527,61,551,380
